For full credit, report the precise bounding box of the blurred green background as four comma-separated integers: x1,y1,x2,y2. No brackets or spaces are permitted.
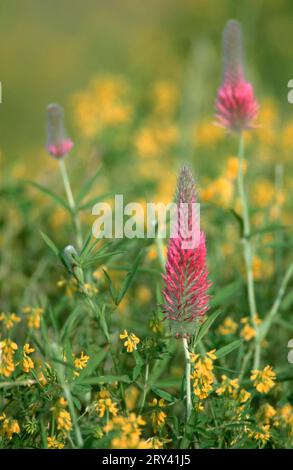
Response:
1,0,293,160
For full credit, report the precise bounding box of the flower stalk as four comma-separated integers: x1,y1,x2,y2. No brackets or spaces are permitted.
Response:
236,134,260,369
183,338,192,420
59,159,83,251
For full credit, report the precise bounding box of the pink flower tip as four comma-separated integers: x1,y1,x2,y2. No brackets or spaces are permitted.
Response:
215,19,259,133
46,103,73,159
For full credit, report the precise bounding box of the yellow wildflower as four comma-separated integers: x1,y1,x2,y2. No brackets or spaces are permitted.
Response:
0,413,20,440
96,396,118,418
151,80,179,116
22,343,35,373
225,156,247,180
125,386,140,411
191,350,216,400
149,398,167,432
193,120,225,148
0,312,21,330
72,75,132,139
137,285,152,304
251,366,276,394
240,316,261,342
57,277,78,298
257,403,277,424
47,436,65,449
216,375,239,396
238,389,251,404
22,306,44,329
217,317,238,335
57,410,72,433
74,351,90,376
119,330,140,353
248,424,271,445
0,339,18,377
104,413,149,449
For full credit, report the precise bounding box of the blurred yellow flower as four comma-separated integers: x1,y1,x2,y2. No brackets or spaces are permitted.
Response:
0,413,20,440
217,316,238,335
0,312,21,330
251,366,276,394
47,436,64,449
22,306,44,329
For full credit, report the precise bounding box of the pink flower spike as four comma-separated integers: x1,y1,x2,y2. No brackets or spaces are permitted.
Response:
161,165,211,338
215,20,259,133
46,103,73,159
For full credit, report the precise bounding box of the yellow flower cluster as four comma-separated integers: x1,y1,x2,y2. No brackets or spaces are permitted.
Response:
57,277,78,298
22,343,35,373
0,312,21,330
119,330,140,353
251,366,276,394
190,349,216,401
215,375,251,405
47,436,65,449
217,316,238,336
73,351,90,377
149,398,167,432
0,339,18,377
0,413,20,440
256,403,277,424
135,124,178,160
22,306,44,329
95,390,118,418
54,398,72,433
72,76,132,138
151,80,179,116
248,424,271,445
240,315,261,342
104,413,151,449
193,121,225,148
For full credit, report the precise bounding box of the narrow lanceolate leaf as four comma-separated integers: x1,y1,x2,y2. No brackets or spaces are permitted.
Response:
40,231,60,257
26,180,70,211
216,339,243,359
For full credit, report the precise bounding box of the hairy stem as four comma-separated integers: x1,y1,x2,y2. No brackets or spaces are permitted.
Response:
236,134,259,369
183,338,192,420
59,159,83,251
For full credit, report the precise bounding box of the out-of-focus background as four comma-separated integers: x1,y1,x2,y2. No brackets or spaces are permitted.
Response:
0,0,292,316
1,0,293,159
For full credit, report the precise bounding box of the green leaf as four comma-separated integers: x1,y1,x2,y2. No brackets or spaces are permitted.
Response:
116,250,145,305
78,192,115,211
151,386,175,402
103,269,118,303
194,310,222,345
40,231,59,257
216,339,243,359
210,281,242,308
249,223,290,239
76,166,102,205
26,180,70,211
229,208,244,237
132,351,144,381
80,375,131,385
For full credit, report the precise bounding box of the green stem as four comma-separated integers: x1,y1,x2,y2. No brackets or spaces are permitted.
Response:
259,262,293,342
182,338,192,420
59,159,83,251
139,363,150,413
236,134,259,369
